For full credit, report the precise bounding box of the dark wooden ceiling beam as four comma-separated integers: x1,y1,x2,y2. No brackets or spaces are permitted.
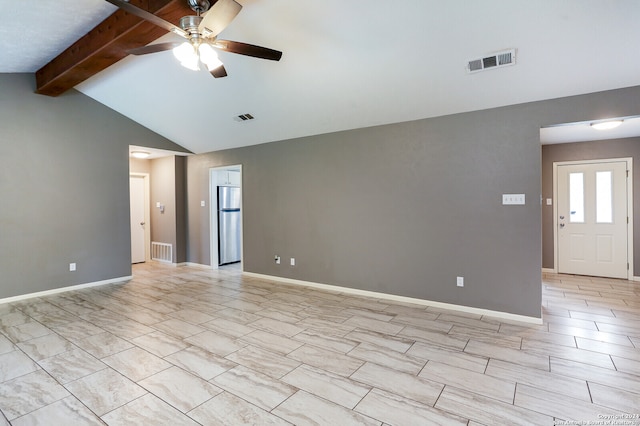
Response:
35,0,192,96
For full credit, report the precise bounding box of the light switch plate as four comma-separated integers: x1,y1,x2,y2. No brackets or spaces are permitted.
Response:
502,194,525,205
200,200,206,207
546,198,552,205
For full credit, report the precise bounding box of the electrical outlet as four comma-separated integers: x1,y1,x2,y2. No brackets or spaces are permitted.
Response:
457,276,464,287
290,258,295,266
69,263,77,272
275,255,281,265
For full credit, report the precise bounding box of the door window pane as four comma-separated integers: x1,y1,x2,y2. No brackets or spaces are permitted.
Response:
569,172,584,223
596,171,613,223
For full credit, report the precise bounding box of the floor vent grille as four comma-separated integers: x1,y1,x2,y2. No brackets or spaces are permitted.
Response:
151,242,173,263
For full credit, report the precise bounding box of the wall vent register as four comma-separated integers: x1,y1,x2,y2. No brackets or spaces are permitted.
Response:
151,242,173,263
467,49,516,73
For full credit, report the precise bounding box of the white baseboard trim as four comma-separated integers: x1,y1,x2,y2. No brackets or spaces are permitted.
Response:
243,272,542,325
541,267,639,282
185,262,214,269
150,261,194,268
0,276,132,305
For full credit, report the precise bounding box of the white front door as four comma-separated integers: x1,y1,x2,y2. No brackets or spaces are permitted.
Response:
130,175,147,264
557,160,628,278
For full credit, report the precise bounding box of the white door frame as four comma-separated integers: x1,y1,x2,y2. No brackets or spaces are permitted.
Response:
130,173,151,263
552,158,633,279
209,165,243,269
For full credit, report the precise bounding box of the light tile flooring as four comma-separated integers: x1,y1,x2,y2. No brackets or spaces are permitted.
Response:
0,264,639,425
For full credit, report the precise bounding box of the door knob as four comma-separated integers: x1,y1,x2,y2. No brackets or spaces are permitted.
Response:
560,223,565,228
140,222,145,226
559,215,565,219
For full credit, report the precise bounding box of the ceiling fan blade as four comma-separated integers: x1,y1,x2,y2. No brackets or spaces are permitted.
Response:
128,42,182,55
199,0,242,37
104,0,188,38
209,64,228,78
214,40,282,61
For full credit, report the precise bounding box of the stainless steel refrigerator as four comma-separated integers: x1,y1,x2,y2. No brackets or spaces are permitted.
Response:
218,186,241,265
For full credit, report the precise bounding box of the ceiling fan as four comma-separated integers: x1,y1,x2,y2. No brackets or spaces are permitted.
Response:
104,0,282,78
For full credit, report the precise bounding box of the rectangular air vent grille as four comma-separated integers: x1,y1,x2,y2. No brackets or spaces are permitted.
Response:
234,113,255,122
467,49,516,73
151,242,172,263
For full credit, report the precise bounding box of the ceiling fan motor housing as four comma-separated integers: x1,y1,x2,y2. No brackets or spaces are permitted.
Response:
179,15,204,38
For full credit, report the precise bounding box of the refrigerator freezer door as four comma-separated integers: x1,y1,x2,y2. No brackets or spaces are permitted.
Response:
218,185,241,265
219,210,241,264
218,186,241,210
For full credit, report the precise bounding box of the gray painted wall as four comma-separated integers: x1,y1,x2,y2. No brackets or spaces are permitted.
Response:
0,74,187,299
187,86,640,319
542,138,640,271
3,71,639,318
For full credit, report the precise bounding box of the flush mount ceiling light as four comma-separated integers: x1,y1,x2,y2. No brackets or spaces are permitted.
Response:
131,151,151,159
591,120,624,130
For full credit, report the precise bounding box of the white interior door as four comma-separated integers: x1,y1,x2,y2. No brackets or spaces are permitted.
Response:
130,175,147,264
557,161,628,278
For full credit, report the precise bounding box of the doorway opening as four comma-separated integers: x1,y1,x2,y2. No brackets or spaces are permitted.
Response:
129,173,150,264
209,165,243,270
552,158,633,279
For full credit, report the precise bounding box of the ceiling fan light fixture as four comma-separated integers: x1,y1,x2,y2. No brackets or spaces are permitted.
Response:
591,120,623,130
131,151,151,159
198,44,223,70
173,42,200,71
107,0,282,79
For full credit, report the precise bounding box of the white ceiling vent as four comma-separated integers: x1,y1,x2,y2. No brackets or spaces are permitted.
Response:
234,113,255,122
467,49,516,74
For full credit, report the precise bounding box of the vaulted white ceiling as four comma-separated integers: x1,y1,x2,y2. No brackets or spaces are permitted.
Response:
2,0,640,153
